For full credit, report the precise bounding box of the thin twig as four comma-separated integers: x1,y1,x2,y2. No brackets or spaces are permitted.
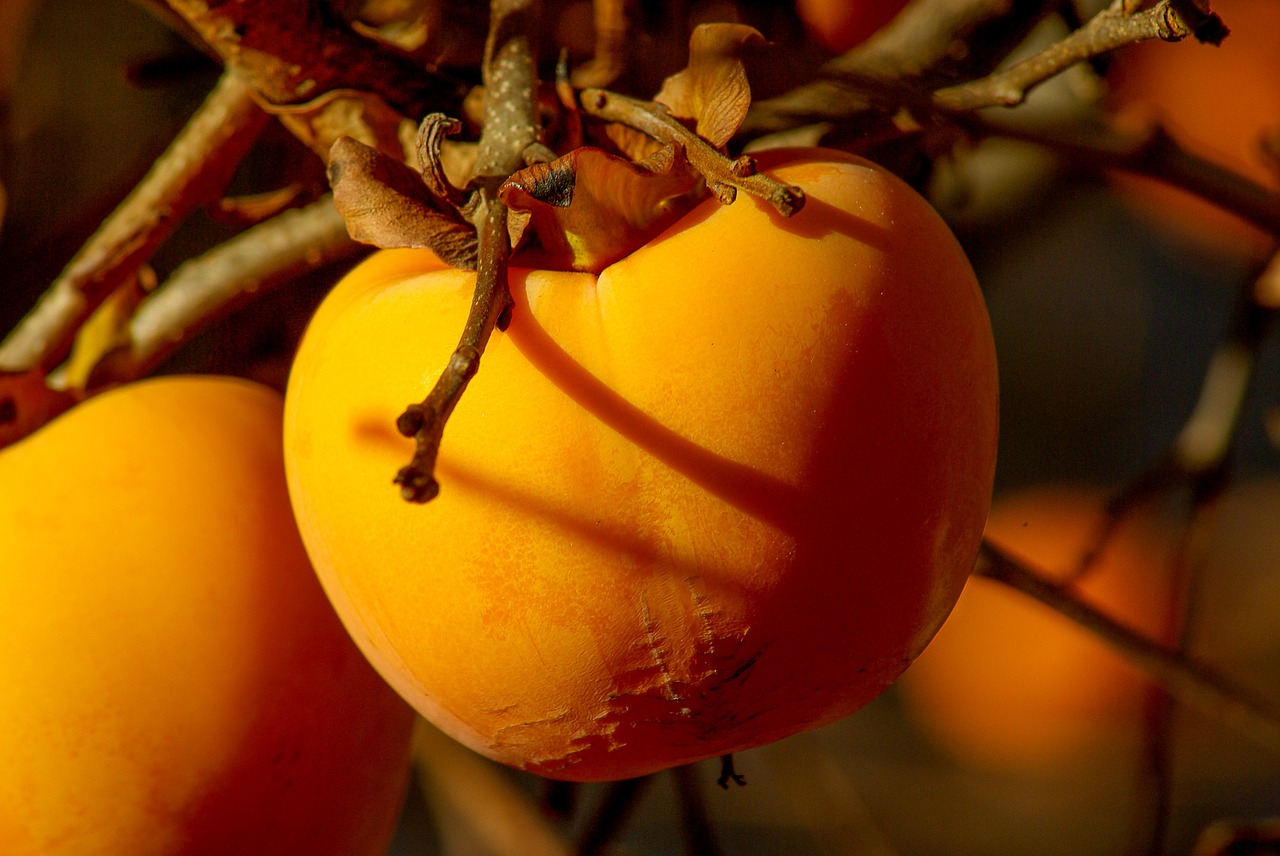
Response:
1075,260,1274,577
393,0,540,502
932,0,1207,112
86,195,358,387
0,71,268,373
977,540,1280,754
580,89,805,217
975,115,1280,238
672,765,724,856
1129,491,1223,856
570,0,628,89
743,0,1059,135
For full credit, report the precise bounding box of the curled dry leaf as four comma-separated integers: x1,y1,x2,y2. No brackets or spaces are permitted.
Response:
657,23,764,148
0,371,77,451
416,114,468,206
273,88,415,163
498,145,703,274
607,23,763,162
328,136,478,269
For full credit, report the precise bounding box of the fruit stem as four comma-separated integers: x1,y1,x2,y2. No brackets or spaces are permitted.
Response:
716,753,746,789
393,0,539,503
394,194,513,502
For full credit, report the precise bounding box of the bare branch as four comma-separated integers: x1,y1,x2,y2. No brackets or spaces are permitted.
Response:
0,71,268,373
932,0,1210,112
977,541,1280,754
87,196,359,387
743,0,1059,135
160,0,465,118
975,115,1280,238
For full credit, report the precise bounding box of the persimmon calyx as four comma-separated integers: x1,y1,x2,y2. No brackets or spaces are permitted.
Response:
328,115,480,269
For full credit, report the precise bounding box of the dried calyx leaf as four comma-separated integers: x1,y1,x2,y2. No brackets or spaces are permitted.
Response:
273,88,415,163
657,23,763,147
499,144,702,274
328,122,478,268
608,23,763,161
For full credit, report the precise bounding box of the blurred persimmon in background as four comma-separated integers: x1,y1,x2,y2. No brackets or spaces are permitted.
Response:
1106,0,1280,256
898,487,1174,774
795,0,909,53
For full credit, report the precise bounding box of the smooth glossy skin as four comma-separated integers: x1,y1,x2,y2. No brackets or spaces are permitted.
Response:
285,150,999,781
899,487,1172,772
0,376,416,856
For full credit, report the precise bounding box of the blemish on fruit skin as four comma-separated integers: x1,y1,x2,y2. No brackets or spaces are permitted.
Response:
636,592,681,707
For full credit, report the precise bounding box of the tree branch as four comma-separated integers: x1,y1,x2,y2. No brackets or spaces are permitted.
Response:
932,0,1212,112
158,0,466,118
974,114,1280,237
743,0,1059,135
977,540,1280,754
87,195,359,387
0,71,268,373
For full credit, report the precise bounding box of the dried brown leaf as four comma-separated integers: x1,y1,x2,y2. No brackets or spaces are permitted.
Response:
415,114,467,205
273,89,415,163
328,136,477,268
655,23,763,149
499,145,702,274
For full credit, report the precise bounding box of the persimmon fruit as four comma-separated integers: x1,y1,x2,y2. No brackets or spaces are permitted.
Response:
283,149,999,781
796,0,909,53
898,487,1172,773
0,376,416,855
1107,0,1280,254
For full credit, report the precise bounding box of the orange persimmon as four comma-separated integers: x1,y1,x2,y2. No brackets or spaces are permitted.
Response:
0,376,415,855
284,150,999,781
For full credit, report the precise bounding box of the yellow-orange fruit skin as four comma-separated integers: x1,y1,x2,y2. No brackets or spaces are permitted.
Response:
284,151,999,781
0,376,416,856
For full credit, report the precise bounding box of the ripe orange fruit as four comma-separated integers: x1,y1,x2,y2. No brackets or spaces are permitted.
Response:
0,376,416,855
796,0,909,52
284,150,999,781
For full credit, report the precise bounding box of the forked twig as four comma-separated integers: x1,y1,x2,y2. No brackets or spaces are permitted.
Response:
88,195,359,387
0,71,268,373
932,0,1219,112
